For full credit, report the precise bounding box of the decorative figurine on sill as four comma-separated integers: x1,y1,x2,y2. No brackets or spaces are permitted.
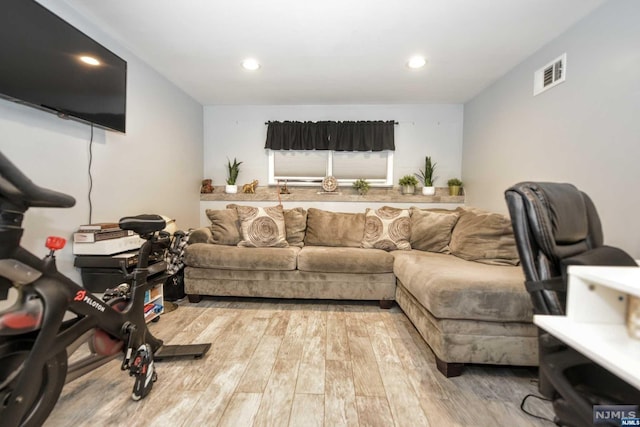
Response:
242,180,259,194
200,179,214,193
278,180,290,194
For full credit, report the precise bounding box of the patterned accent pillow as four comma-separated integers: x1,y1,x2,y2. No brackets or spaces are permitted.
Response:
228,204,306,247
361,206,411,251
205,208,241,246
235,205,289,248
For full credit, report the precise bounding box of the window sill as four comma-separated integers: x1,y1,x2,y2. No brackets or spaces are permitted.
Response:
200,186,464,204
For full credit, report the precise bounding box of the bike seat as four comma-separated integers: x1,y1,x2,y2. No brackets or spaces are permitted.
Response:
119,215,166,235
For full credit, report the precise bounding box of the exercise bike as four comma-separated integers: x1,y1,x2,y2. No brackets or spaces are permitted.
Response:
0,152,210,427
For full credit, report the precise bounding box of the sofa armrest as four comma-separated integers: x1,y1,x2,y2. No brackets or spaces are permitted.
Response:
188,227,213,244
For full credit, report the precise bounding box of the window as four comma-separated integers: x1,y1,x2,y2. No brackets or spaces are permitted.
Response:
268,150,393,186
269,150,328,184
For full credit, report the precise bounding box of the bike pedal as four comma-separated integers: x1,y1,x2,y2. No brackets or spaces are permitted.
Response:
130,343,157,401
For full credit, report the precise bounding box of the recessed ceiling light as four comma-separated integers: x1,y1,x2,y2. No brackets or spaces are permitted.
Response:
241,58,261,71
407,55,426,69
79,56,100,66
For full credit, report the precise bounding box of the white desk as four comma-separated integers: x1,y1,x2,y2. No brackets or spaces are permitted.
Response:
534,266,640,390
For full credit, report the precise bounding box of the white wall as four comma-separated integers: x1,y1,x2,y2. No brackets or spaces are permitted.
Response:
462,0,640,256
201,104,463,223
0,1,204,280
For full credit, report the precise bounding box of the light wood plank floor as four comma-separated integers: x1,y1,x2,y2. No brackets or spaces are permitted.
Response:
44,298,555,427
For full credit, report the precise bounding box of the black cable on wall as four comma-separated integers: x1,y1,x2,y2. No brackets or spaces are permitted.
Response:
88,123,94,223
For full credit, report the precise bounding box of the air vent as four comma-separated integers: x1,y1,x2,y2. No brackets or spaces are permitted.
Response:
534,53,566,96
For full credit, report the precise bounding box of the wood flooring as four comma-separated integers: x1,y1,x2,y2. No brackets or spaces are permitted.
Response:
44,298,555,427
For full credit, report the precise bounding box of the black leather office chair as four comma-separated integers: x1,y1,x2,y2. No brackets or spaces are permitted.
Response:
505,182,640,427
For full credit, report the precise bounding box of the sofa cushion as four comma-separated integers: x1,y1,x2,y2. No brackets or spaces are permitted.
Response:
284,207,307,247
409,207,460,253
449,207,520,266
298,246,394,273
235,205,289,248
393,251,532,322
205,208,241,245
361,206,411,251
304,208,365,247
185,243,299,270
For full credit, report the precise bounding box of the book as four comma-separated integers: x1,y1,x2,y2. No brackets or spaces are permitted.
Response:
78,222,120,231
72,235,145,255
78,226,121,233
73,229,133,243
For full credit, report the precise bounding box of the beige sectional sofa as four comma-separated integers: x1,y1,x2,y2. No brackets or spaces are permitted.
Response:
184,204,538,376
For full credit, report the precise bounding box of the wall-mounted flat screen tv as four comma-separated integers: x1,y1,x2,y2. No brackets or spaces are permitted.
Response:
0,0,127,133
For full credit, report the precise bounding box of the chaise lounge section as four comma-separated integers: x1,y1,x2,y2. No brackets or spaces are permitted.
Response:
393,251,537,376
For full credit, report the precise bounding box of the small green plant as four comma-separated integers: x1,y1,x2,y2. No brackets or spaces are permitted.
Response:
416,156,437,186
447,178,463,196
352,178,370,195
399,175,419,187
226,158,242,185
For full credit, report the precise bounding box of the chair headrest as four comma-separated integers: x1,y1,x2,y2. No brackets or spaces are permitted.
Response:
534,182,588,244
506,182,603,262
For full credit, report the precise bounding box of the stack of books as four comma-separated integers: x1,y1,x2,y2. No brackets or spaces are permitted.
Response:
73,222,133,243
73,222,147,256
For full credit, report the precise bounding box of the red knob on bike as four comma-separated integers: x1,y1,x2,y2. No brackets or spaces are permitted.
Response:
46,236,66,251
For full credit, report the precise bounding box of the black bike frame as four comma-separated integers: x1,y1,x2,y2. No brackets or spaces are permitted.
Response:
1,235,164,426
0,151,185,426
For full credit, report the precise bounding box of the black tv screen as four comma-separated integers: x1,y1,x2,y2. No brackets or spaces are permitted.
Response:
0,0,127,133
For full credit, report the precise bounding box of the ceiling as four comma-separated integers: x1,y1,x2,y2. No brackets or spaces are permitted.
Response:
60,0,606,105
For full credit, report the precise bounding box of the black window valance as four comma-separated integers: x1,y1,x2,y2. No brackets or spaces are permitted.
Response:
264,120,395,151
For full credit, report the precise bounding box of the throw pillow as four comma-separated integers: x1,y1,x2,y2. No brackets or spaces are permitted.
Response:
361,206,411,251
409,207,460,253
304,208,365,247
449,207,520,265
205,208,241,246
234,204,289,248
283,207,307,247
228,204,306,247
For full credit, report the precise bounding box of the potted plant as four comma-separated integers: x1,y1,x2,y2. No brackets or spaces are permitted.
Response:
416,156,437,196
225,158,242,194
352,178,370,195
447,178,463,196
399,175,419,195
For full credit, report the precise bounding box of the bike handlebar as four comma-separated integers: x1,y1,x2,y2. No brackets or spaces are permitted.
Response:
0,151,76,209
